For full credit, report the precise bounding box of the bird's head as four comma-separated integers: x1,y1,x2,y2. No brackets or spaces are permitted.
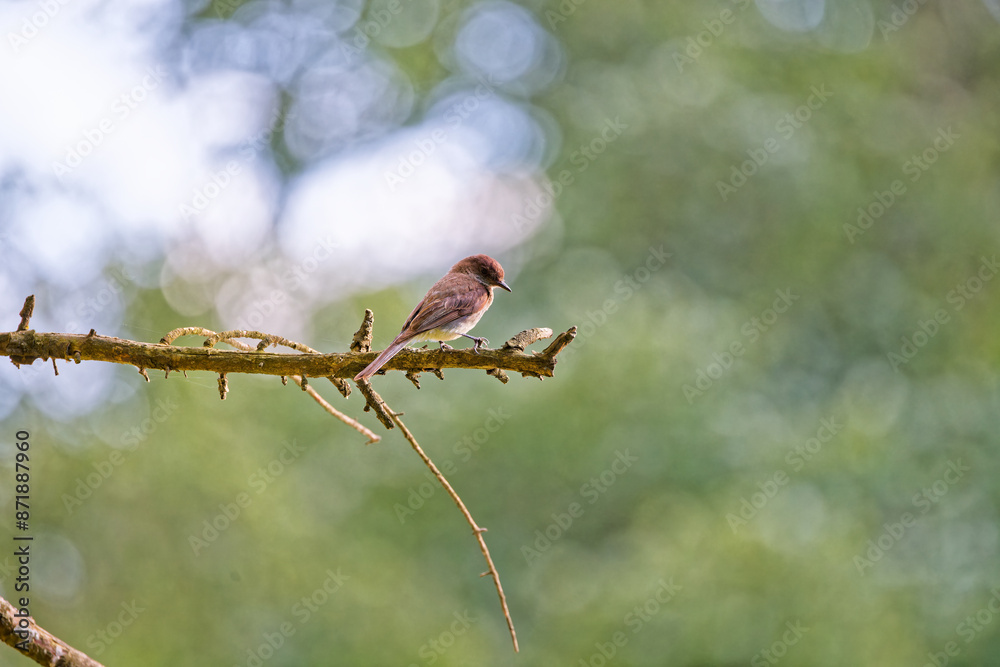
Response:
453,254,512,292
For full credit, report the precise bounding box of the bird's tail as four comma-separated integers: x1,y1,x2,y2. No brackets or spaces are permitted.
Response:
354,335,411,381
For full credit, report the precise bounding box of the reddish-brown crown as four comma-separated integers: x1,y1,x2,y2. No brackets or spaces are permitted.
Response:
451,254,510,291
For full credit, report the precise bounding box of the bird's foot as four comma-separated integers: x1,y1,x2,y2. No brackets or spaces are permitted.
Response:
438,342,454,351
471,336,489,353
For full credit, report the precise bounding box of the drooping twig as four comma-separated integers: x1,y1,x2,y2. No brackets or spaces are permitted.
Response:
301,380,380,444
354,378,395,430
0,594,105,667
160,327,380,443
350,313,517,644
385,405,519,653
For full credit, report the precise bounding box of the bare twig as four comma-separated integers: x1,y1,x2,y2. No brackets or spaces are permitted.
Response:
404,371,423,388
301,380,380,444
501,327,554,352
351,309,374,353
351,315,517,642
540,326,577,359
0,595,105,667
16,295,34,332
161,328,380,443
385,405,519,653
354,378,395,430
486,368,509,384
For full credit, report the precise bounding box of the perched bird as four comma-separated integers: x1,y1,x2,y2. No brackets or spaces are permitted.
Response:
354,254,512,381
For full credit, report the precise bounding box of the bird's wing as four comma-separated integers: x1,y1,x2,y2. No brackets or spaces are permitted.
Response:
402,277,490,334
356,277,490,381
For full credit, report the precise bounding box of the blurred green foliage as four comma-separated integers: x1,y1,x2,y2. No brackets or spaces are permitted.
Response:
5,1,1000,666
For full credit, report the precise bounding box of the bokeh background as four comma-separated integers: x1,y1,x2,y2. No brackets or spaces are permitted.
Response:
2,0,1000,664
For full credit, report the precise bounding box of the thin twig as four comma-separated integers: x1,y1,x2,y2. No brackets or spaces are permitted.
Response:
160,326,219,345
299,379,380,444
540,325,577,358
386,405,519,653
0,595,105,667
501,327,554,352
161,328,379,443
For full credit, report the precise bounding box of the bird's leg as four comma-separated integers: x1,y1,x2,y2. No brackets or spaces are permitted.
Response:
458,333,489,353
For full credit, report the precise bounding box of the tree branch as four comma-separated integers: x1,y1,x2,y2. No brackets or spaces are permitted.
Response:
0,595,105,667
0,323,574,381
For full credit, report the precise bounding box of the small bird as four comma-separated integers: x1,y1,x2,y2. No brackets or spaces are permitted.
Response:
354,254,512,381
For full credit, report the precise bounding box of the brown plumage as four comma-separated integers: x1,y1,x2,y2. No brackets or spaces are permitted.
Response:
354,255,512,381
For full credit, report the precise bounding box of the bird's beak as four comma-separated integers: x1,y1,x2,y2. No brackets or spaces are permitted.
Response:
498,280,512,293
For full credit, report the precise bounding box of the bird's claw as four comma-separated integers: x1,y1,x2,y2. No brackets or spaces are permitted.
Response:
438,342,454,351
472,337,488,353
